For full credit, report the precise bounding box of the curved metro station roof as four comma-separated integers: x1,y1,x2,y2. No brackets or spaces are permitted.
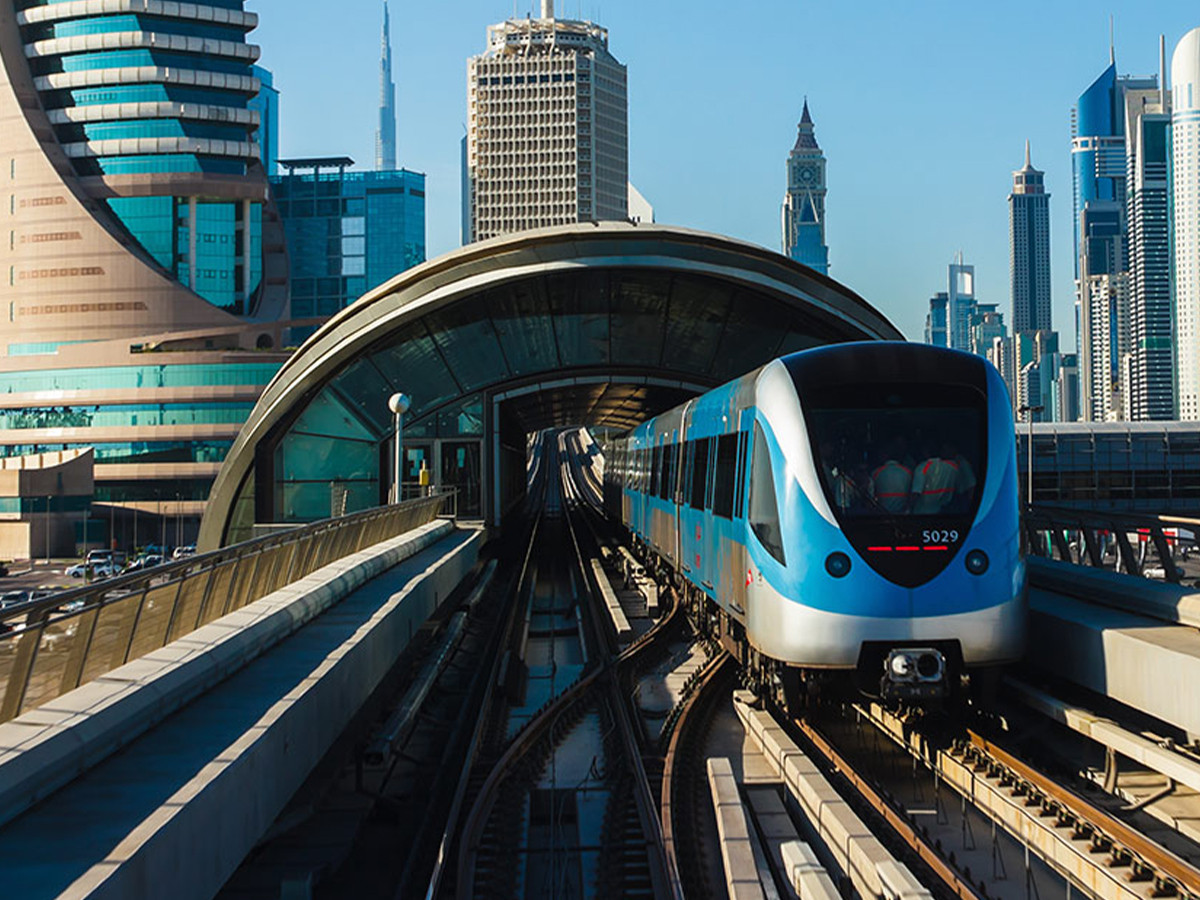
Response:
199,222,903,547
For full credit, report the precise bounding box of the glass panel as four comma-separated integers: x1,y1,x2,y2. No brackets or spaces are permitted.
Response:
327,358,393,434
712,433,738,519
167,570,211,642
289,390,376,441
201,561,239,625
690,439,710,510
80,594,141,683
21,620,78,713
127,583,178,660
661,276,731,374
425,300,510,392
710,293,788,382
486,281,560,376
610,273,670,366
370,323,461,419
276,432,376,484
548,271,609,366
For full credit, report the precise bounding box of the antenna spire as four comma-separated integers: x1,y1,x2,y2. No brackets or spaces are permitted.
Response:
1160,34,1168,107
1109,16,1115,65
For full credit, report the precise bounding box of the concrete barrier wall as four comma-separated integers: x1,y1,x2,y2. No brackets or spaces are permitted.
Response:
0,519,455,829
0,523,482,900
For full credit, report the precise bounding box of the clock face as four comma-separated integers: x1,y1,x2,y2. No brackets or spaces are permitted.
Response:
797,165,816,184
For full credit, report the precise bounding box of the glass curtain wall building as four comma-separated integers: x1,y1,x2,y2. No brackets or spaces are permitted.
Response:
1172,28,1200,421
0,1,292,530
272,157,425,332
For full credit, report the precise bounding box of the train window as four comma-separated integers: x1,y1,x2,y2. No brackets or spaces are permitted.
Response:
734,431,748,517
712,433,738,519
651,445,662,497
805,382,985,520
749,422,786,564
659,443,674,501
690,438,710,510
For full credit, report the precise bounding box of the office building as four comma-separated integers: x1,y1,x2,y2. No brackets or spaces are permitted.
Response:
948,256,976,352
924,292,949,347
272,158,425,324
1009,142,1052,333
1126,43,1174,420
1173,28,1200,420
377,2,397,172
782,100,829,275
465,0,628,242
0,1,291,536
250,66,279,177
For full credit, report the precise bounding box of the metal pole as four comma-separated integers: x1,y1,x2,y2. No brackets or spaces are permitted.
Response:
45,495,51,562
388,393,411,505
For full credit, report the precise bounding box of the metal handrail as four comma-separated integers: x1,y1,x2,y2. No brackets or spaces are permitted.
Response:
1024,503,1197,584
0,491,455,724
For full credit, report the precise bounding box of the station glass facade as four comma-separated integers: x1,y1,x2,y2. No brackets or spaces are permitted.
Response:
1019,422,1200,513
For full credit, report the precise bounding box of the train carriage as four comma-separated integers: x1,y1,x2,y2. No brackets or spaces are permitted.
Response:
603,342,1026,704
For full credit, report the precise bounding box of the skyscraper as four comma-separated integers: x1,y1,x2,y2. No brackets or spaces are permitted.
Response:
377,2,397,172
924,293,949,347
1072,53,1155,422
0,1,290,523
782,100,829,275
1078,205,1128,421
250,66,280,177
948,256,976,352
1009,142,1052,333
1172,28,1200,420
465,0,627,242
1126,40,1174,420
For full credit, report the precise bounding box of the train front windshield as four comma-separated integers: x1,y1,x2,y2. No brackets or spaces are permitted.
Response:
806,384,986,521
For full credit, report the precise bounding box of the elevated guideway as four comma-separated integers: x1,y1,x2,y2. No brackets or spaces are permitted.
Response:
0,495,481,900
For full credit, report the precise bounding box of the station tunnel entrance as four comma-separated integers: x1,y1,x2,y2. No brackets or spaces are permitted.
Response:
198,224,903,549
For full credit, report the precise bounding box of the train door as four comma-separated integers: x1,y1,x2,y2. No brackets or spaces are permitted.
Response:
673,404,692,573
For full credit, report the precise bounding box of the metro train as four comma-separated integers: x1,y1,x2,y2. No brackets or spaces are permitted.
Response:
602,342,1026,704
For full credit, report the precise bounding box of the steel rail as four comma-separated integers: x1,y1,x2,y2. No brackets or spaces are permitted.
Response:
792,715,988,900
968,729,1200,898
659,651,733,900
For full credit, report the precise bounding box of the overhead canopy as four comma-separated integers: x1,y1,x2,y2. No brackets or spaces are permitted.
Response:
199,223,903,547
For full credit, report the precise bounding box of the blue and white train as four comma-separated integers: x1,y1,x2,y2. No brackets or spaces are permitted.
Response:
603,342,1026,704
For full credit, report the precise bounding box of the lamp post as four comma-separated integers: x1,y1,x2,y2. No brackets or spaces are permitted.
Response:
388,393,411,505
1018,404,1044,506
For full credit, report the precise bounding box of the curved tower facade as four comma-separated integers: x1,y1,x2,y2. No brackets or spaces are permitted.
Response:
0,1,291,522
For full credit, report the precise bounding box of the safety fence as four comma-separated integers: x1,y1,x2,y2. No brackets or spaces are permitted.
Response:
0,492,454,724
1024,504,1200,585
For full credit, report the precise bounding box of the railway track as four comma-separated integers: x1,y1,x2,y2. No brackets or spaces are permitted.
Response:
432,431,680,900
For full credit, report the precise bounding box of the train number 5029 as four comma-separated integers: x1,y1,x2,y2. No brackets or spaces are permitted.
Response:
922,529,959,544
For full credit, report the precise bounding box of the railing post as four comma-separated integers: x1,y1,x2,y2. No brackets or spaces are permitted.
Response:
1113,526,1140,576
158,577,189,653
119,586,153,667
1082,527,1104,567
1150,528,1183,583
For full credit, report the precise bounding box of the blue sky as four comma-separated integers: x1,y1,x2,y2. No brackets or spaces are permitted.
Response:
250,0,1199,346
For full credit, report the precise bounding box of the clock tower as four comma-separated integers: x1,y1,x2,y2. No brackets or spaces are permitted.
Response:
782,100,829,275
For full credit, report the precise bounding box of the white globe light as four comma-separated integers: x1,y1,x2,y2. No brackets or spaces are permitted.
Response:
388,392,411,415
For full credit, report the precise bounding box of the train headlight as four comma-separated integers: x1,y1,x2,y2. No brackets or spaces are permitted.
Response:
965,549,989,576
825,552,851,578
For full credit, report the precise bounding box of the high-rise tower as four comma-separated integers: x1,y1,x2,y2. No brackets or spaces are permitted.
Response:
1009,141,1052,333
0,0,290,527
1126,38,1174,420
376,2,397,172
465,0,628,242
782,100,829,275
1172,27,1200,420
1072,53,1155,421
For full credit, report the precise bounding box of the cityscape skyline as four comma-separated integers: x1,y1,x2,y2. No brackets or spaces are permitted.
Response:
250,0,1199,347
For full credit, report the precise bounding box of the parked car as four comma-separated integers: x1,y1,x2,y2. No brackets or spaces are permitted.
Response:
1,590,29,608
172,545,196,560
0,561,9,577
125,555,164,572
65,562,118,579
